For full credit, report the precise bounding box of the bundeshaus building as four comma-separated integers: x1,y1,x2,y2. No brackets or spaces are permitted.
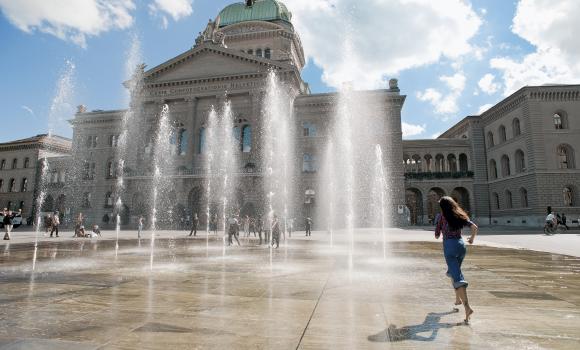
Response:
1,0,579,228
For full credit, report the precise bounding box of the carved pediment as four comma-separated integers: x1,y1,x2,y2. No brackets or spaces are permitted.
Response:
144,45,289,84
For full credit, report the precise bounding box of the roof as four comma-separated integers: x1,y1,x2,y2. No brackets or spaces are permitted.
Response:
0,134,71,154
0,134,71,146
218,0,292,27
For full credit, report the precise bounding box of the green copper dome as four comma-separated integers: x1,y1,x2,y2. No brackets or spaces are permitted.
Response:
218,0,292,27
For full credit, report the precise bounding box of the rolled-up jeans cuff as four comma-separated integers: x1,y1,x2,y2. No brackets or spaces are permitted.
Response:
453,280,468,289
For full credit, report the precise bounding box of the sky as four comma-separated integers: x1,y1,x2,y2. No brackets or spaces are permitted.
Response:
0,0,579,143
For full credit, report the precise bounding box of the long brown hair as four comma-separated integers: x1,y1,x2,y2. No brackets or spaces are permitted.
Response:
439,196,470,231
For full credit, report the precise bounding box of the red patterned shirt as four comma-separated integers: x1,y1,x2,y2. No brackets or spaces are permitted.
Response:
435,214,474,239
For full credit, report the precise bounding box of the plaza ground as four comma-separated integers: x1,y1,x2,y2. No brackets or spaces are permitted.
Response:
0,228,579,349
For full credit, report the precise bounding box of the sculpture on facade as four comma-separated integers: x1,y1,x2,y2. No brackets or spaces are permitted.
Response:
195,17,225,47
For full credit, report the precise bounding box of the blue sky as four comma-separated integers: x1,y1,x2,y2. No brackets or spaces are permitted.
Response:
0,0,578,142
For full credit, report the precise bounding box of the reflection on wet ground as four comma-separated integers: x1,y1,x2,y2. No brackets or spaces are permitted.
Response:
0,236,579,349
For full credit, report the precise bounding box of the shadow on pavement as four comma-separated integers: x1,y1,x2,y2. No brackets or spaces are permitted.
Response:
368,311,464,343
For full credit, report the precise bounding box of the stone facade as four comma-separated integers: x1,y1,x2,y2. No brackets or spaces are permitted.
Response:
404,85,580,226
0,135,71,220
36,7,405,230
5,1,579,229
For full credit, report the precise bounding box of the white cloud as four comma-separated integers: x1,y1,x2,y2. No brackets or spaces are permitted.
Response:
402,122,426,138
477,103,494,114
491,0,580,95
431,132,442,139
286,0,482,89
148,0,192,28
478,73,500,94
0,0,135,48
417,71,466,115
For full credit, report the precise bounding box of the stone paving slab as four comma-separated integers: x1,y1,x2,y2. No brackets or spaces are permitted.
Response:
0,234,579,349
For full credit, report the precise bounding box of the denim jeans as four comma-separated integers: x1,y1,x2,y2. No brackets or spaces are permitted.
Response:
443,238,468,289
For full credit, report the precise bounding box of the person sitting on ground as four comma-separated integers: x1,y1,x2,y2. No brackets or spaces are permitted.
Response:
88,225,101,238
74,213,86,238
545,211,556,230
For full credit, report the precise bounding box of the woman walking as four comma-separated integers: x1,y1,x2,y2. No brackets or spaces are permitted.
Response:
435,196,478,324
3,209,14,240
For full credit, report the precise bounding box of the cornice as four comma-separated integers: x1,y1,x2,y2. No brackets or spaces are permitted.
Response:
480,85,580,125
528,88,580,101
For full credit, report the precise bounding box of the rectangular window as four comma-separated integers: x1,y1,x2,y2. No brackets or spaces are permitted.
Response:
86,135,98,148
303,122,317,137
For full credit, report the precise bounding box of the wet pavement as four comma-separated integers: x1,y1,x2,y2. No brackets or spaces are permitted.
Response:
0,233,579,349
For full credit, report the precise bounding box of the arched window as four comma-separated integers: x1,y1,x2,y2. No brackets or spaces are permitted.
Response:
256,48,263,57
198,127,206,154
515,150,526,173
19,201,24,210
513,118,521,137
247,49,253,55
23,158,30,168
12,158,18,169
499,125,507,143
424,154,433,172
459,154,468,172
447,154,457,172
59,171,66,183
554,112,567,129
264,48,271,59
435,154,445,172
51,170,58,183
303,154,317,173
6,201,12,211
493,192,500,210
412,155,422,172
21,178,28,192
489,159,498,179
505,190,513,209
563,187,574,206
501,155,511,177
178,128,188,155
0,179,3,192
8,178,15,192
242,125,252,153
520,188,529,208
557,144,575,169
0,159,5,170
487,132,494,148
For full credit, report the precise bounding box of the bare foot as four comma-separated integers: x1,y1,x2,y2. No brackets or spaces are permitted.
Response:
464,305,474,324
